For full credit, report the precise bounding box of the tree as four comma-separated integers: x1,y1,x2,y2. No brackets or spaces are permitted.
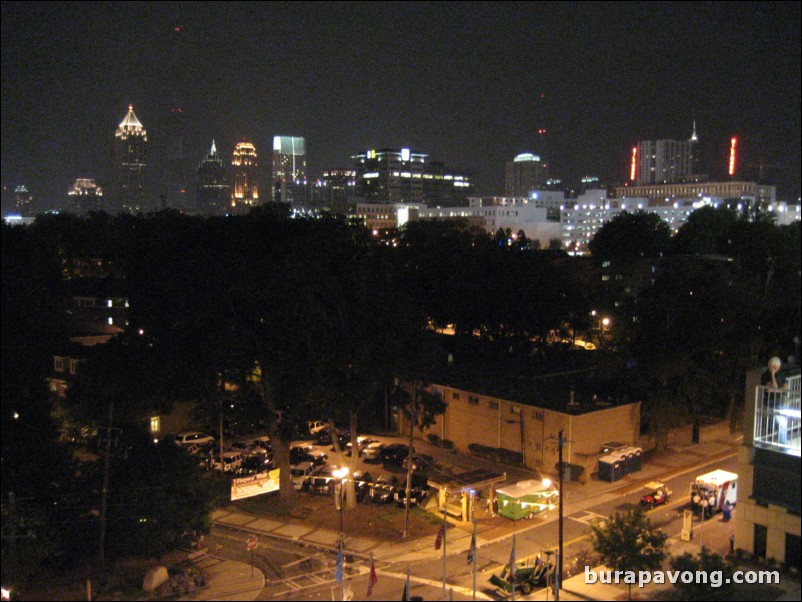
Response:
591,508,668,600
588,211,671,258
669,550,735,600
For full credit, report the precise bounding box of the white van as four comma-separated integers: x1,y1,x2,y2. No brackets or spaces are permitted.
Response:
291,462,317,491
175,431,215,447
213,451,244,472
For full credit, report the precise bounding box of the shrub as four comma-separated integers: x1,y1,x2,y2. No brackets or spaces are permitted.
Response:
441,439,454,449
468,443,522,466
427,434,441,446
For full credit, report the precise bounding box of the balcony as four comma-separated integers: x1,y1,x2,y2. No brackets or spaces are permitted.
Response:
754,374,801,457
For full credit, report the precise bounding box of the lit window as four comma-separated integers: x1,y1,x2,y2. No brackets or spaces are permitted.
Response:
150,416,160,433
108,317,114,325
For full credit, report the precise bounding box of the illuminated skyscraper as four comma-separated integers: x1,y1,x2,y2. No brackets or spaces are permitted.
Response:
115,105,148,213
231,142,259,212
505,153,550,196
13,185,35,216
196,140,230,215
67,179,103,215
272,136,307,203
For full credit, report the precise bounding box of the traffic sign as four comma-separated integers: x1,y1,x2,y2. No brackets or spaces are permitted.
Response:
247,535,258,550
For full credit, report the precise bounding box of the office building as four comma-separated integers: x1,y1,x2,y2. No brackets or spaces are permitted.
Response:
67,179,104,215
115,105,148,213
615,181,777,205
352,148,473,206
231,141,259,212
505,153,550,196
272,136,307,204
196,140,230,215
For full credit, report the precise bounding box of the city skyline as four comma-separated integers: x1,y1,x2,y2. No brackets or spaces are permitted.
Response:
2,2,800,212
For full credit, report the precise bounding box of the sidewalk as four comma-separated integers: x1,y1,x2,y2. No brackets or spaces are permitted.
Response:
178,553,264,602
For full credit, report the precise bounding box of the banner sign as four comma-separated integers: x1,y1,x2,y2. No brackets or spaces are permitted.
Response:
231,468,280,500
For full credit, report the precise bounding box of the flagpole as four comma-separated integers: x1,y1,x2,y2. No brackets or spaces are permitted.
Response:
442,509,447,601
471,521,477,601
510,533,516,602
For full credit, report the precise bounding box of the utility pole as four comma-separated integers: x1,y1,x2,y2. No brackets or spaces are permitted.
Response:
557,429,565,601
98,403,114,565
403,383,416,539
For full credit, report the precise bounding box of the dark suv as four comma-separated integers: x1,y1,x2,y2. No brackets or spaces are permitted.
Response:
379,443,410,465
395,473,430,507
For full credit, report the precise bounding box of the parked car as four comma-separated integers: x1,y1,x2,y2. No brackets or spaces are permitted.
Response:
402,453,434,472
212,451,245,472
380,443,411,465
369,474,400,503
241,454,273,474
362,441,387,462
395,473,431,507
345,437,378,456
175,431,215,447
228,439,268,457
250,435,272,453
640,481,672,510
353,471,373,503
291,462,318,491
308,465,341,495
290,444,327,466
308,420,327,435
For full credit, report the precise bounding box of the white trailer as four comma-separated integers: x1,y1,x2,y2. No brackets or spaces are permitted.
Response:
690,469,737,515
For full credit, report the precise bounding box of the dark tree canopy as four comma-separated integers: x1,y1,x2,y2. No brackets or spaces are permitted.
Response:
588,211,672,258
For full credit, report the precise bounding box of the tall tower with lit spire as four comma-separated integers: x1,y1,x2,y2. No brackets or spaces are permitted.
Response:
196,140,230,215
115,104,148,213
689,120,701,177
231,142,259,213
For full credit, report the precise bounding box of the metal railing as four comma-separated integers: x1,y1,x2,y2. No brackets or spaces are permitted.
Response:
754,374,801,456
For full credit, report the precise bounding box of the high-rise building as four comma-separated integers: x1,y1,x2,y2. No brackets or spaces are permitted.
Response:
321,168,357,211
196,140,230,215
352,148,473,206
272,136,307,203
505,153,550,196
67,179,103,214
115,105,148,213
164,20,190,211
634,125,699,185
13,185,35,216
231,141,259,212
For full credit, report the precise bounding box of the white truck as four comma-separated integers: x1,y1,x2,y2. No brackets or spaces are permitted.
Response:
690,469,737,515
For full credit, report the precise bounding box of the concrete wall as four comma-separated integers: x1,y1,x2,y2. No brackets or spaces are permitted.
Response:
403,383,640,478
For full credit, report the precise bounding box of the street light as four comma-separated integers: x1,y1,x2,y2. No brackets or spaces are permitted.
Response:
332,466,349,602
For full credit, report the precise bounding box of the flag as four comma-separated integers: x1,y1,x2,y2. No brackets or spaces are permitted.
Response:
401,566,410,601
508,534,517,579
335,544,343,585
434,522,445,550
366,553,378,597
467,525,476,565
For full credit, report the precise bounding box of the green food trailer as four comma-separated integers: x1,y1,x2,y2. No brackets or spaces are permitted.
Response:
496,479,559,521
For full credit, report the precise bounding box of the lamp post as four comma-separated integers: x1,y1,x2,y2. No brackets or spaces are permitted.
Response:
333,466,349,602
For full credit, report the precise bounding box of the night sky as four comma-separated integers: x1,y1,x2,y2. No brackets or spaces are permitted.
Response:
2,1,800,212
